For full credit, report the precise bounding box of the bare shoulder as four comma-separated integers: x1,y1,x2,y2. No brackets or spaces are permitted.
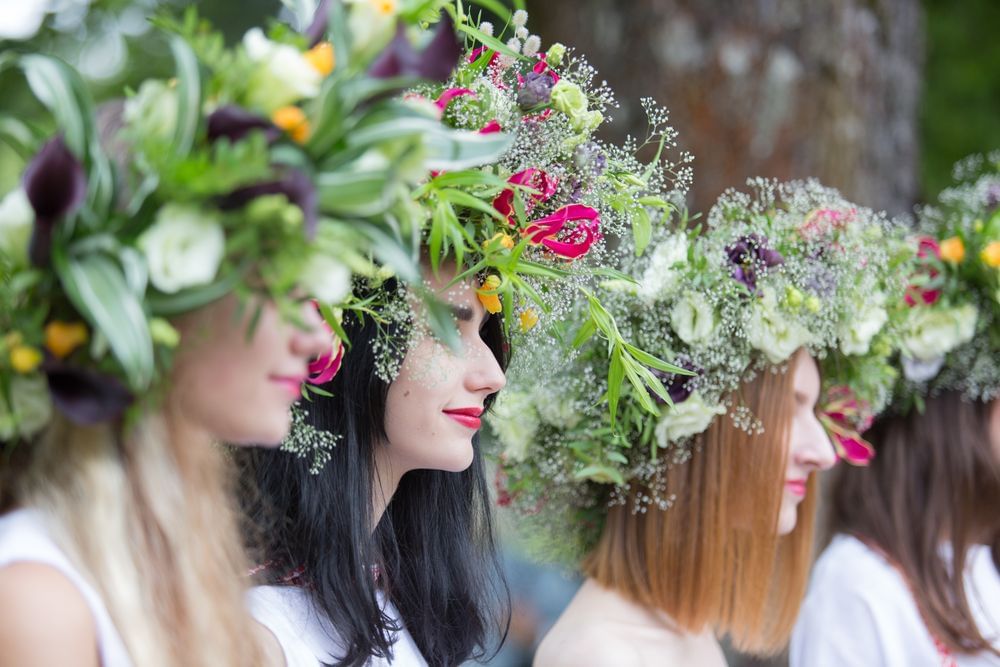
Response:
534,619,642,667
0,562,100,666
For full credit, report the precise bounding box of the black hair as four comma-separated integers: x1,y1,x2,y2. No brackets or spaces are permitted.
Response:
238,298,511,667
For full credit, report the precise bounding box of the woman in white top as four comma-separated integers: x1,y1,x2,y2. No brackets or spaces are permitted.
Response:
240,263,510,667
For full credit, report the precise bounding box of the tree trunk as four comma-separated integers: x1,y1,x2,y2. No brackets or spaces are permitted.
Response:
527,0,924,217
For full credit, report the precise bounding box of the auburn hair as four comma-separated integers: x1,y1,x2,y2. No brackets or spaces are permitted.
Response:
583,360,818,655
829,392,1000,657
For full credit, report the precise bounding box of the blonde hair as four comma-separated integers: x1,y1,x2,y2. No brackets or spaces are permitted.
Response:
583,364,818,655
5,411,263,666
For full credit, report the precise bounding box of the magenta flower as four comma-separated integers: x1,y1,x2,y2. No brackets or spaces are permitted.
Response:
820,385,875,465
435,87,476,111
23,135,87,266
522,204,602,259
493,169,559,222
307,335,344,385
904,236,942,306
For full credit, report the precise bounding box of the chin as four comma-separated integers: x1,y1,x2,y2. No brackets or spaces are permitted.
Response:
433,440,476,472
777,505,798,536
227,416,291,448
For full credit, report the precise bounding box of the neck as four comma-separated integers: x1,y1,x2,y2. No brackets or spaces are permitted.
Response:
371,444,406,531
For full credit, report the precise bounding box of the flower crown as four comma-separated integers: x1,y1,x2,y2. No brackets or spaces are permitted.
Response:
894,152,1000,405
487,178,906,562
0,4,509,442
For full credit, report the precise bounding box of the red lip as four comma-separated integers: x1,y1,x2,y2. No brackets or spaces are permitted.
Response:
443,407,484,430
270,375,307,399
785,479,808,497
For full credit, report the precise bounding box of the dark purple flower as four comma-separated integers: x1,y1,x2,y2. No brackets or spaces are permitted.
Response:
649,360,702,406
305,0,331,47
22,136,87,266
217,168,318,239
517,70,556,109
725,233,783,294
45,363,133,425
573,142,607,177
206,106,281,144
986,182,1000,209
369,13,460,83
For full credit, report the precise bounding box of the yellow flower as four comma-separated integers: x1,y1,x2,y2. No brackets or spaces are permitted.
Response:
477,275,503,314
371,0,397,16
304,42,335,76
483,232,515,250
10,345,42,374
44,321,89,359
271,106,311,144
981,241,1000,268
519,309,539,332
939,236,965,264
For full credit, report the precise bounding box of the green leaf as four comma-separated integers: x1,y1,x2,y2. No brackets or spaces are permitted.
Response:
316,169,394,217
147,264,249,316
54,251,154,390
278,0,320,32
20,55,90,157
436,187,509,222
574,464,626,486
465,0,513,21
355,223,421,283
622,343,692,375
418,289,462,351
632,206,652,256
454,21,525,60
572,318,597,348
169,35,202,157
607,351,625,428
0,116,40,160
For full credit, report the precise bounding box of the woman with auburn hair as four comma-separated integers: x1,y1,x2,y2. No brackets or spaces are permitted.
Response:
488,180,905,665
792,157,1000,666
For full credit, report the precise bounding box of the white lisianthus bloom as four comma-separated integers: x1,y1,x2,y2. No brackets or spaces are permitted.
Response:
0,188,34,265
138,204,225,294
670,292,716,345
639,234,689,301
0,375,52,440
900,302,978,361
654,392,726,446
901,355,945,383
123,79,178,141
838,296,888,355
486,391,539,463
0,0,48,40
243,28,322,113
298,254,352,304
746,286,814,364
533,391,581,429
344,0,398,57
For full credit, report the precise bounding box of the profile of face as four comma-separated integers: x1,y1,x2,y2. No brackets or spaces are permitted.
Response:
778,349,837,535
990,400,1000,462
170,293,329,446
380,266,507,477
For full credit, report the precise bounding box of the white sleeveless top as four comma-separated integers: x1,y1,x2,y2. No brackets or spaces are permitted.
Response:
0,509,133,666
248,584,427,667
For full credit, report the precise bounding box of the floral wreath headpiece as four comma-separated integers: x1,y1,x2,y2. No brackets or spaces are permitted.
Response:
893,152,1000,406
0,2,511,443
487,178,907,562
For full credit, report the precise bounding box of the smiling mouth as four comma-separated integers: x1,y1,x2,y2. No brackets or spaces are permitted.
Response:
442,407,483,430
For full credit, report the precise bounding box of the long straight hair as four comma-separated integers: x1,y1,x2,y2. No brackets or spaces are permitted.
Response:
239,304,511,667
829,392,1000,656
584,363,817,655
1,412,264,666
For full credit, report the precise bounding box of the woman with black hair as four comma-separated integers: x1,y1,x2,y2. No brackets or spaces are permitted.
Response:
239,263,510,667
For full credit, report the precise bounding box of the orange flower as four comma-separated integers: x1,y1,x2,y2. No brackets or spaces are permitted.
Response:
10,345,42,374
44,321,89,359
981,241,1000,268
271,106,311,144
477,275,503,314
372,0,397,16
304,42,335,76
939,236,965,264
483,232,515,250
519,308,538,332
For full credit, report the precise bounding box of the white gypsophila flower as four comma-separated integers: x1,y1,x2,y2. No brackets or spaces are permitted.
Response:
487,390,539,463
511,9,528,27
669,291,716,345
138,204,225,294
900,302,978,361
522,35,542,58
298,254,352,304
0,374,52,440
654,392,726,446
123,79,178,142
838,296,888,355
902,355,945,383
638,234,688,301
746,286,814,364
0,188,34,266
243,28,322,113
479,21,494,37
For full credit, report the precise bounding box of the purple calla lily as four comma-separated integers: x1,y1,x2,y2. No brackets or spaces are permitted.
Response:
206,106,281,144
45,363,133,425
725,233,784,294
22,135,87,266
217,168,318,239
305,0,332,47
649,360,702,405
369,13,460,83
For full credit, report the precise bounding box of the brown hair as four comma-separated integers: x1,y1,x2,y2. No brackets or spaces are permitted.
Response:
829,392,1000,656
583,362,818,655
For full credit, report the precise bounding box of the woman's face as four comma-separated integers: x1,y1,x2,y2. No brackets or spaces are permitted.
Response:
380,267,506,476
778,350,837,536
170,294,329,446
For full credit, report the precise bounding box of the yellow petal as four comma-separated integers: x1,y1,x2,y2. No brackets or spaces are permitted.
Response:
10,345,43,374
304,42,335,76
271,106,311,144
939,236,965,264
44,321,89,359
981,241,1000,268
519,309,538,332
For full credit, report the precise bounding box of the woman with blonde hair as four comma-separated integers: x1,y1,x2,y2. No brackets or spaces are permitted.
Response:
488,180,905,664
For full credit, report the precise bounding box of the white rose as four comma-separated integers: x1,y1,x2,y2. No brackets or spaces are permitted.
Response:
638,234,688,301
746,287,814,364
654,392,726,446
487,391,539,463
900,303,978,361
0,188,34,265
670,292,716,345
138,204,225,294
0,374,52,440
299,254,352,304
901,355,945,383
838,297,888,356
123,79,178,141
243,28,322,113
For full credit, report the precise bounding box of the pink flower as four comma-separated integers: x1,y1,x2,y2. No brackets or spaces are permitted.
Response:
820,385,875,465
799,207,855,241
493,168,559,222
479,119,502,134
905,236,942,306
435,87,476,112
522,204,602,259
307,318,344,385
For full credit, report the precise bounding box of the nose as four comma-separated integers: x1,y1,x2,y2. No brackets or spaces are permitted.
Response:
798,414,838,472
291,300,333,360
465,337,506,397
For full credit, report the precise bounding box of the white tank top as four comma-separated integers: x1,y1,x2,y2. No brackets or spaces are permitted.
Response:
0,509,133,666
